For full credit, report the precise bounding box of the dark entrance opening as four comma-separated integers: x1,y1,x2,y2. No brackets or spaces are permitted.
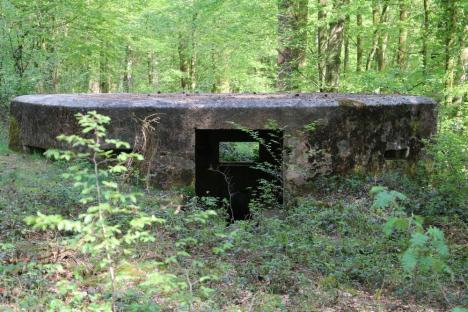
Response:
195,129,283,221
384,147,410,160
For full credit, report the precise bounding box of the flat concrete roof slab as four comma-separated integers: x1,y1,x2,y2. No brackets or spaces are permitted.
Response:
12,93,436,109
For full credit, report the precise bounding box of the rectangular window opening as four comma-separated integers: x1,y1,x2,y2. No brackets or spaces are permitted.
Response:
219,141,260,163
384,148,409,160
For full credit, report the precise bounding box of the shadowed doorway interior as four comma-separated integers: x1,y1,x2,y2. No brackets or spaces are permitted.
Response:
195,129,283,220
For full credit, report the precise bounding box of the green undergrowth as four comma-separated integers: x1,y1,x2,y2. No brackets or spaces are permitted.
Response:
0,121,8,155
0,139,466,310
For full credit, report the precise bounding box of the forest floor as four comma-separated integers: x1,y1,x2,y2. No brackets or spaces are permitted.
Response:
0,127,466,311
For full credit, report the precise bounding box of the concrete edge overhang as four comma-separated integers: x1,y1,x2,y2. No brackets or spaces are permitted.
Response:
12,93,437,110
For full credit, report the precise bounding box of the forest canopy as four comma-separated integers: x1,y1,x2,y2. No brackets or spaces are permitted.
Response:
0,0,466,311
0,0,466,104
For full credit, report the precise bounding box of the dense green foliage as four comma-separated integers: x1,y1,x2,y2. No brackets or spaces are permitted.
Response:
0,0,466,310
0,112,466,311
0,0,466,98
26,112,162,310
219,142,260,162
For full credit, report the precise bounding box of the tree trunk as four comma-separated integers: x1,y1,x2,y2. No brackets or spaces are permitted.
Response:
177,10,197,92
189,12,198,91
51,66,59,93
178,34,190,91
366,1,388,71
343,13,350,73
376,1,388,71
422,0,429,72
210,51,219,93
123,46,133,93
366,1,380,71
189,41,196,91
44,44,59,93
454,42,468,105
324,0,345,91
147,51,155,88
453,25,467,106
277,0,308,91
356,13,362,72
317,0,328,90
444,0,456,104
397,0,408,69
454,46,468,105
99,51,109,93
12,43,25,78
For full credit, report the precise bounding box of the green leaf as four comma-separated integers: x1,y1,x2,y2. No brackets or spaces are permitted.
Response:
392,191,408,201
383,218,397,236
401,249,418,272
427,227,445,241
433,240,449,257
103,181,118,189
383,217,409,235
410,232,429,247
372,191,393,209
109,164,128,173
370,186,387,195
44,149,61,160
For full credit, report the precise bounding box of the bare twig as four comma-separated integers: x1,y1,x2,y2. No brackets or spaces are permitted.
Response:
210,167,235,222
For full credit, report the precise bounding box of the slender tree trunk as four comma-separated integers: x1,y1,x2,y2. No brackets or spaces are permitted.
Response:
123,45,133,93
422,0,429,72
40,40,59,93
397,0,408,69
189,12,198,91
92,133,116,312
453,25,467,106
99,51,109,93
343,13,350,73
366,1,388,71
52,66,59,93
178,34,190,91
210,51,219,93
366,1,380,71
89,59,99,93
178,11,197,92
454,46,468,105
189,42,196,91
0,60,3,91
12,43,25,78
317,0,328,90
356,13,362,72
147,51,155,87
376,1,388,71
444,0,456,104
324,0,345,91
277,0,308,91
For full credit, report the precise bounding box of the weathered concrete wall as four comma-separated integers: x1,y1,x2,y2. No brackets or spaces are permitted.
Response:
9,93,437,193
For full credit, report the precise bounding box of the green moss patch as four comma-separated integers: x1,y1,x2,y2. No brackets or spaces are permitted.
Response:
8,116,22,151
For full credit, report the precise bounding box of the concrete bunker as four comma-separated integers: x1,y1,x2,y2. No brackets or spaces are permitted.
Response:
9,93,437,216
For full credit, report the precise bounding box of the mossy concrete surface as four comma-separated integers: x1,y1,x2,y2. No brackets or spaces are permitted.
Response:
8,116,22,152
9,93,437,194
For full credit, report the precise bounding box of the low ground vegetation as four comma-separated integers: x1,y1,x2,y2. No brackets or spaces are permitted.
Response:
0,113,466,311
1,0,466,309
